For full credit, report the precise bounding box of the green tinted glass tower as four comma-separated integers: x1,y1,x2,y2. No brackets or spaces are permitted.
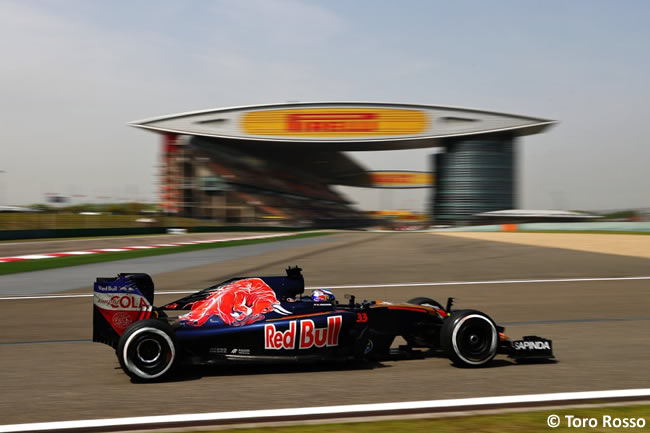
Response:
433,137,515,225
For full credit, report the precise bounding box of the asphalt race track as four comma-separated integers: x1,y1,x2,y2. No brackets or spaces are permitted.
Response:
1,232,649,424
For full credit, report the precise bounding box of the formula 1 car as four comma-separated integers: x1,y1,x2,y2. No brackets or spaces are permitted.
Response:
93,267,554,382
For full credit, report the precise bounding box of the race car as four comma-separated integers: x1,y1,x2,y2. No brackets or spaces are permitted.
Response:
93,266,554,382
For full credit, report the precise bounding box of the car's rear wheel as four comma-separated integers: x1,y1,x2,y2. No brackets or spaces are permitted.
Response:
440,310,497,367
117,319,178,382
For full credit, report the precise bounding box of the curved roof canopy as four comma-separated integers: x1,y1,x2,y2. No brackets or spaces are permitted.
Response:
130,102,555,151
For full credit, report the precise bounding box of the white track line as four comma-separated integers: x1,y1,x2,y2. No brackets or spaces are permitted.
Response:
1,275,649,301
1,389,649,433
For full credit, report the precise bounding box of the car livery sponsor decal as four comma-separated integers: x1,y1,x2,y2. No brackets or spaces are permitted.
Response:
111,311,136,330
94,293,150,310
265,315,342,350
93,282,152,335
95,284,137,293
513,340,551,350
179,278,291,327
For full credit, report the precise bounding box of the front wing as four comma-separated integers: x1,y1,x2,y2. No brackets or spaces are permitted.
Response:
500,335,554,361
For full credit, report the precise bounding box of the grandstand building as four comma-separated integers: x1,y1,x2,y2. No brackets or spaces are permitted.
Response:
131,102,555,226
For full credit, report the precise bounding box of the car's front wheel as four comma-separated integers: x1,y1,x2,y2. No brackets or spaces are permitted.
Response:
117,319,178,382
440,310,497,367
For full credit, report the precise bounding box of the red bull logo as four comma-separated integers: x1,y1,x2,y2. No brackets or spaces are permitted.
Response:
265,315,342,350
180,278,288,327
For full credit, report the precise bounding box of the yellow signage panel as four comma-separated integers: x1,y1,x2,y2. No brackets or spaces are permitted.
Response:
368,171,434,188
241,108,428,138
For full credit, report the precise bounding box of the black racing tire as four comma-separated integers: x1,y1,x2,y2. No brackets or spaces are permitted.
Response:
407,297,444,310
440,310,497,367
117,319,178,382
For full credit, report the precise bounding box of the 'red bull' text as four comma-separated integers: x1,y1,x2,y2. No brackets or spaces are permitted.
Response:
265,316,342,350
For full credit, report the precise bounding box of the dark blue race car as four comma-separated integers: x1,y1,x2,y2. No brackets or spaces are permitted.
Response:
93,267,554,382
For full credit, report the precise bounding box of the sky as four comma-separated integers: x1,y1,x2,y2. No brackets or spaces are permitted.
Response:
1,0,649,212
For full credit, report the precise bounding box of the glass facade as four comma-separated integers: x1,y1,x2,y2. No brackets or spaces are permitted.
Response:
433,137,515,224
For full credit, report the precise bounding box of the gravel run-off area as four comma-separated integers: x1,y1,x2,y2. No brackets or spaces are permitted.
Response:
433,232,650,259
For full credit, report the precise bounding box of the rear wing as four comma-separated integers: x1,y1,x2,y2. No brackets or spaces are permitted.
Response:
93,273,155,348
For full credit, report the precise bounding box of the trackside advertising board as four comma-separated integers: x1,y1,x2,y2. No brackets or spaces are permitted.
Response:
241,108,428,138
367,171,434,188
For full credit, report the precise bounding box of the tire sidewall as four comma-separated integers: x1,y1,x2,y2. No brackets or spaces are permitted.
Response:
117,319,178,382
441,309,497,367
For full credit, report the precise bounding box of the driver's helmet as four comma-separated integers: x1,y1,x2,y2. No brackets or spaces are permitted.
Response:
311,288,335,303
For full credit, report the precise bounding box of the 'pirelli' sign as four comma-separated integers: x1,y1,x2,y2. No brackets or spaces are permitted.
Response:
241,108,428,138
368,171,434,188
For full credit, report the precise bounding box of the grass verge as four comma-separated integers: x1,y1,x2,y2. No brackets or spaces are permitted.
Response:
0,232,331,276
206,404,650,433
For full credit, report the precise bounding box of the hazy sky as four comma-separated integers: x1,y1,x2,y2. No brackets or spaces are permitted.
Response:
1,0,649,211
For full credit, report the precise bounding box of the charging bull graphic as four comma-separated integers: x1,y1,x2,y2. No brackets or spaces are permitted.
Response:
180,278,290,327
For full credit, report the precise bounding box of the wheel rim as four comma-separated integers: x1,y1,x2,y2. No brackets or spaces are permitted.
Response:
451,314,496,365
123,328,175,379
136,338,162,363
